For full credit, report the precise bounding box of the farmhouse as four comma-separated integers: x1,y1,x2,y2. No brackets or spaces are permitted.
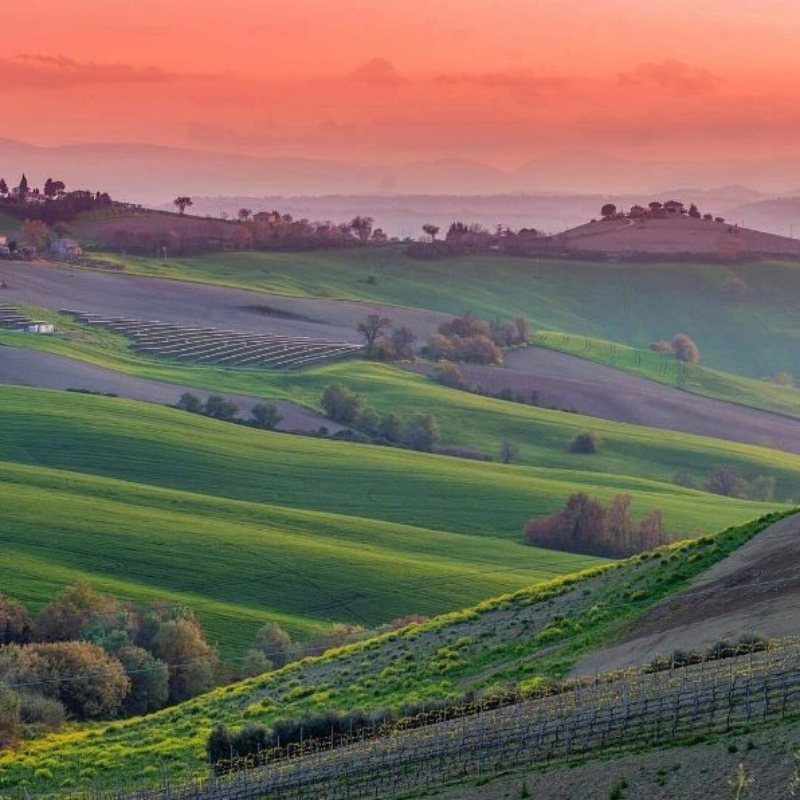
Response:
50,238,83,258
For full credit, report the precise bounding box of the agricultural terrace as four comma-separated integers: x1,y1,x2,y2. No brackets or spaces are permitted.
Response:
75,247,800,381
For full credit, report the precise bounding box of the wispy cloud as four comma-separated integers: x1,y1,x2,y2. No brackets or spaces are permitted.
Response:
618,60,722,94
0,54,211,89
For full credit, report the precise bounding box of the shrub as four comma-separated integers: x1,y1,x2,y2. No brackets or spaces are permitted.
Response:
320,384,365,425
650,339,674,354
706,466,747,498
175,392,203,413
432,361,465,389
251,402,282,430
17,691,65,733
672,333,700,364
404,413,440,452
569,431,601,453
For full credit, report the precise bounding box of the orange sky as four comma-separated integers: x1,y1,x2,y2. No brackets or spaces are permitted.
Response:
4,1,800,166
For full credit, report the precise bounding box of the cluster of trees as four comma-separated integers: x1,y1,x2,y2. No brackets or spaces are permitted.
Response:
0,174,113,225
426,314,531,365
320,383,440,452
674,466,776,501
175,393,283,430
650,333,701,364
406,221,542,259
0,585,219,744
524,493,667,558
356,314,416,361
600,200,726,224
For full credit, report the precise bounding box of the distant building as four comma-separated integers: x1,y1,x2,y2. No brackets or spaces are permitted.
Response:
50,238,83,258
629,205,646,218
663,200,685,214
25,322,55,334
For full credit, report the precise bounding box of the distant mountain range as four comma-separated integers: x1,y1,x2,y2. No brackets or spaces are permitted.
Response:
3,137,800,207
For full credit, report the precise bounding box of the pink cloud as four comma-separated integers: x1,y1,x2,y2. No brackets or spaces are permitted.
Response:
618,60,722,94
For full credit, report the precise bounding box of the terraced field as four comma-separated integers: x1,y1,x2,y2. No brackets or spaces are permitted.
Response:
66,311,361,369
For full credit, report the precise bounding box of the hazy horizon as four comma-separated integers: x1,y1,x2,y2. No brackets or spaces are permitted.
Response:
4,1,800,192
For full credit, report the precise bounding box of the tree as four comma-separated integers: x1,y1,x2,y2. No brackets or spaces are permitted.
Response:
404,413,440,452
117,646,169,716
35,583,109,642
600,203,617,219
32,642,130,719
176,392,204,413
377,412,404,443
320,384,364,425
0,594,33,645
749,475,776,502
0,685,19,746
569,431,601,453
251,622,294,669
389,326,416,360
251,402,282,430
0,178,7,197
237,208,252,223
21,219,49,252
18,174,28,198
203,395,239,421
637,509,664,550
688,203,701,218
422,224,440,242
500,440,519,464
357,313,392,356
706,466,747,498
150,616,218,703
350,216,374,242
607,494,633,553
173,196,193,215
671,333,700,364
43,178,65,198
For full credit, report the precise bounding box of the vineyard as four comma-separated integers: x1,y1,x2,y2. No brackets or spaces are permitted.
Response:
40,638,797,800
61,312,362,369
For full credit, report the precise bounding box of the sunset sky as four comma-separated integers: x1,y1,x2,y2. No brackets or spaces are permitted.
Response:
4,1,800,168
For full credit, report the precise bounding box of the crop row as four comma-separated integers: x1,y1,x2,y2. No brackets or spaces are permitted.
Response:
60,311,362,369
85,639,800,800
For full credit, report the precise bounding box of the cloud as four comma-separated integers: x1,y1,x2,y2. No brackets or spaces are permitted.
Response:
618,60,722,94
346,58,404,85
0,54,210,89
432,70,577,98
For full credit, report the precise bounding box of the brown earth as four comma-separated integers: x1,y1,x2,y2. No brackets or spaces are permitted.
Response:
407,348,800,455
0,346,343,434
0,259,448,343
574,513,800,676
431,721,800,799
553,215,800,259
7,260,800,458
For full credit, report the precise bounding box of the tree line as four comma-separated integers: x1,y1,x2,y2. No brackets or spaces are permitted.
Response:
0,585,218,744
524,493,667,558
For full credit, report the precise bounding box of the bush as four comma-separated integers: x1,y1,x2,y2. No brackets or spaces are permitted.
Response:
706,466,747,498
671,333,700,364
17,692,65,734
568,431,601,453
251,402,282,430
320,384,365,425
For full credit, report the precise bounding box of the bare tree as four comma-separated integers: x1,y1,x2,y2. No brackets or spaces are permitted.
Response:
357,314,392,356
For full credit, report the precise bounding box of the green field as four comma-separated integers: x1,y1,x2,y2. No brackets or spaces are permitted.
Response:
88,246,800,380
0,383,790,655
0,511,786,794
534,331,800,421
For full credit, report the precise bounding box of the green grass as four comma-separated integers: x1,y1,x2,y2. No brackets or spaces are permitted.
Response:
0,382,789,657
86,247,800,380
0,511,787,794
534,331,800,421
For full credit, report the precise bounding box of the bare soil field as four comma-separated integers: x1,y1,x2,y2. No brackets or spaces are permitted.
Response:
574,513,800,675
0,346,342,433
433,720,800,799
408,348,800,454
0,259,448,342
553,215,800,258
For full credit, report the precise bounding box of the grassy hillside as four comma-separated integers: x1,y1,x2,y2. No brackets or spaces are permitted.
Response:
0,383,789,653
0,511,786,794
1,460,601,659
88,247,800,379
534,331,800,420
